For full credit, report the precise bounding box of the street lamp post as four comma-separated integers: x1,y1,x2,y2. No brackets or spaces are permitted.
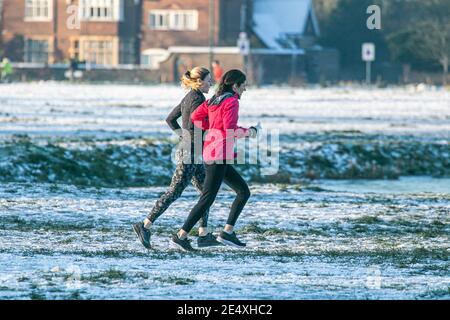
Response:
209,0,214,69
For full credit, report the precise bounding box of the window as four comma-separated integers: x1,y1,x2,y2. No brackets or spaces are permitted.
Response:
69,39,80,60
80,0,123,21
141,49,170,70
24,39,49,63
82,40,114,65
25,0,52,20
149,10,198,31
150,11,169,30
141,54,160,69
119,39,135,64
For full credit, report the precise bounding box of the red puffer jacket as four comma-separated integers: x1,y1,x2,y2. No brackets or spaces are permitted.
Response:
191,93,250,162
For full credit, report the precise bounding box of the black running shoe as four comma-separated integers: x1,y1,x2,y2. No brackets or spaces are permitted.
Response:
170,234,196,252
217,231,246,247
197,233,223,248
133,222,151,249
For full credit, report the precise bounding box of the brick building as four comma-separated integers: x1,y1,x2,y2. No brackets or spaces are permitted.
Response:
139,0,250,81
138,0,337,84
1,0,141,65
0,0,338,84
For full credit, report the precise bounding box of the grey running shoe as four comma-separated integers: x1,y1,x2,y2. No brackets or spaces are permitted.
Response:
197,233,223,248
170,234,196,252
133,222,151,249
217,231,246,247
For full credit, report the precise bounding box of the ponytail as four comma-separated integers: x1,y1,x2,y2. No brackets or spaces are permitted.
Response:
181,67,210,90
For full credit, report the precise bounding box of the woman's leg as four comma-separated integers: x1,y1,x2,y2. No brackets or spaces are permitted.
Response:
191,164,210,234
179,164,227,236
222,165,251,229
214,166,250,247
145,162,195,226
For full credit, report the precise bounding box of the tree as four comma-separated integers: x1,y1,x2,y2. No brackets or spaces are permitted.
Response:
384,0,450,84
318,0,450,83
313,0,339,28
318,0,389,67
415,20,450,85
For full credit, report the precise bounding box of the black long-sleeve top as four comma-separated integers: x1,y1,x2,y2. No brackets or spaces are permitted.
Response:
166,89,206,146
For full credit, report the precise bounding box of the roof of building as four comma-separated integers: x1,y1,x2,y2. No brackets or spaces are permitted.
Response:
252,0,320,50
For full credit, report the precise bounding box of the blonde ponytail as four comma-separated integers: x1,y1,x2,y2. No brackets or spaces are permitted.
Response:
181,67,210,90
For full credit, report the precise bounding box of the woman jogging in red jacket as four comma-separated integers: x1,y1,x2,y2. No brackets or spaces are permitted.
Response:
170,69,258,251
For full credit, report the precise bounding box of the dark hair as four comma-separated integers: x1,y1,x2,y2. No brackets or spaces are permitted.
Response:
216,69,246,97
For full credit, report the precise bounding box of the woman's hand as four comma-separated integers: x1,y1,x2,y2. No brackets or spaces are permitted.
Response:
249,122,262,138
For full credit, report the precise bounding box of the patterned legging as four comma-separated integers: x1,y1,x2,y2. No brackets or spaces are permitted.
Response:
146,153,209,227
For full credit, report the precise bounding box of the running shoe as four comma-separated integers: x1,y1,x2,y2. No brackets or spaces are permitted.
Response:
170,234,196,252
197,233,223,247
133,222,151,249
217,231,246,247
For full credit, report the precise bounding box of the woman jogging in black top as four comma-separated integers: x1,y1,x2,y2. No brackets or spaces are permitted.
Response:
170,69,259,251
133,67,221,249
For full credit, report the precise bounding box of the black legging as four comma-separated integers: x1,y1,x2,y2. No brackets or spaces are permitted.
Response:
181,163,251,233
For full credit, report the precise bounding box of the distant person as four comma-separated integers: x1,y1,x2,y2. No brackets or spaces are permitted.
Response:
212,60,224,86
133,67,222,249
70,58,79,72
1,58,13,83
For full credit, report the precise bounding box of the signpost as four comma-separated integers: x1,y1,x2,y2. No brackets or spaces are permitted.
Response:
237,32,250,56
362,43,375,85
237,32,250,76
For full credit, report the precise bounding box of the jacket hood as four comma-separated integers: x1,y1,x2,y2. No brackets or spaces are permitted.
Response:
207,92,235,111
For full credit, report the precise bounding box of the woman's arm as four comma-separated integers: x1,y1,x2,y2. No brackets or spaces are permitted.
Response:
165,103,182,132
191,100,210,130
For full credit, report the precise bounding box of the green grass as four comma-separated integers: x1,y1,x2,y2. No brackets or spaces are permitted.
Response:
29,291,46,300
17,276,30,282
303,186,328,192
0,216,113,232
81,268,127,284
419,286,450,299
154,276,196,286
240,222,298,236
350,216,383,224
243,272,266,276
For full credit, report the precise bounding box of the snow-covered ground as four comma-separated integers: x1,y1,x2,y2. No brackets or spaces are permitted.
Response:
0,83,449,137
0,83,448,299
0,182,448,299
